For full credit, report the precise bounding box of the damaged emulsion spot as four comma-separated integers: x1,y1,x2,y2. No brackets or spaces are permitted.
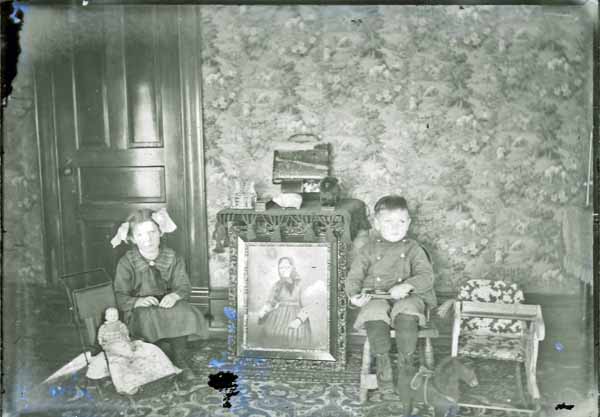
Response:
208,371,239,408
555,402,575,410
1,0,25,106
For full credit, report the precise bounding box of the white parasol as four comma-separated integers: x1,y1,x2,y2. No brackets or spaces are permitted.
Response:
43,351,109,384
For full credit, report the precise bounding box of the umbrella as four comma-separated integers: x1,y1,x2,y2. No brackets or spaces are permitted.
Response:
42,351,107,384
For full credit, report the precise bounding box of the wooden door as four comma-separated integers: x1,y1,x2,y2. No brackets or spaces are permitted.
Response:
32,6,209,300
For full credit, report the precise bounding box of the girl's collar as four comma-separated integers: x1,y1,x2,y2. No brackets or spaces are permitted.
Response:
129,247,176,271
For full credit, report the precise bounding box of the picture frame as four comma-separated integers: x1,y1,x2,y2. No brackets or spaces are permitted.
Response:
228,227,347,371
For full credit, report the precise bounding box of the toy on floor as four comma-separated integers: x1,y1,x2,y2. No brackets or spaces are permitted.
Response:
93,307,181,395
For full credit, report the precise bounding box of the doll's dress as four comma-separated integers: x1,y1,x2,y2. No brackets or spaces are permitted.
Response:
92,321,181,395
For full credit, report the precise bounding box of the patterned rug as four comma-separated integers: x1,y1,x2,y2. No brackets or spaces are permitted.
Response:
17,343,595,417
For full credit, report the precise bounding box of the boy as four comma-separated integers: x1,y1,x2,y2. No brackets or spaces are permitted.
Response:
346,195,436,402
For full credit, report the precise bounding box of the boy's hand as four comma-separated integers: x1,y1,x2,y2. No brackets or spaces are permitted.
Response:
390,283,414,299
350,294,372,307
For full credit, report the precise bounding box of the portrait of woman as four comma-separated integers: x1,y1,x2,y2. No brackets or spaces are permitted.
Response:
243,243,330,353
257,257,312,348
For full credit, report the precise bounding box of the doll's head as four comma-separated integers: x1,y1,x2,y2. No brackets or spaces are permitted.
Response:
105,307,119,323
373,195,411,243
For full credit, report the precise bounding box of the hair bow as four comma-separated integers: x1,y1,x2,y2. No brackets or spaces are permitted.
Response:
110,222,130,248
152,208,177,234
109,208,178,248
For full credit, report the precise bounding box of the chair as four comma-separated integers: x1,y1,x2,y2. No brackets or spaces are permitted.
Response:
358,307,439,403
61,269,118,392
450,279,545,407
62,268,183,400
62,269,117,359
358,245,439,404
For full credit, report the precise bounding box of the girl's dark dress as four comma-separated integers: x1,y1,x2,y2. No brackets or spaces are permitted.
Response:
114,247,209,342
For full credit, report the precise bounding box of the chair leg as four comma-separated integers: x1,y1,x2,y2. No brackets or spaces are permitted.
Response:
424,337,434,369
515,361,528,406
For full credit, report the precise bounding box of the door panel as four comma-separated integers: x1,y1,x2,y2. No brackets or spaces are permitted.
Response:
34,6,194,281
34,5,211,322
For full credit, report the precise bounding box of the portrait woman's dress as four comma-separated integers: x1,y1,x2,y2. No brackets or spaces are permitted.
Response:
261,279,312,348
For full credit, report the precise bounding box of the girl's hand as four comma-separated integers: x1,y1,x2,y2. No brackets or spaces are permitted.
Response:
134,296,159,308
159,293,181,309
350,294,371,307
288,318,302,329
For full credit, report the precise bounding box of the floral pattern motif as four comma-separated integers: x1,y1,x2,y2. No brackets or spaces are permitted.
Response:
4,66,46,284
4,6,593,295
199,5,593,293
458,279,526,337
458,334,525,362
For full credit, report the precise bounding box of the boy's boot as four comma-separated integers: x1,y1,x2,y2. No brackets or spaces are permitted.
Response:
170,336,196,382
365,320,393,384
395,352,417,402
393,314,419,403
375,353,393,383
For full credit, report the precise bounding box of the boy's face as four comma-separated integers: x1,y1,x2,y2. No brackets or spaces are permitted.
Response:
374,208,411,242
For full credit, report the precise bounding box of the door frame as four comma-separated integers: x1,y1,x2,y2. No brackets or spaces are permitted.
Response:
32,6,210,313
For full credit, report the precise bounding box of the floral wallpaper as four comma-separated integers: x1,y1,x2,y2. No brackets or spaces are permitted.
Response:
3,5,593,294
3,64,46,284
200,5,594,293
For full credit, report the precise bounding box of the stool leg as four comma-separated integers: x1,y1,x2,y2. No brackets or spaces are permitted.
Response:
424,337,434,369
359,337,372,404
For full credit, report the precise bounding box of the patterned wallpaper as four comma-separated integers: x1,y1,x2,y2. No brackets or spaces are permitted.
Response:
4,6,593,294
200,5,594,293
3,64,46,284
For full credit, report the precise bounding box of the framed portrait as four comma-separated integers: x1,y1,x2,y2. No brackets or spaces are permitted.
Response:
228,231,347,371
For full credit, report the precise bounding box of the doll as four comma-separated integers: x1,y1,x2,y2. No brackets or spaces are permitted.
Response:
97,307,181,395
98,307,136,358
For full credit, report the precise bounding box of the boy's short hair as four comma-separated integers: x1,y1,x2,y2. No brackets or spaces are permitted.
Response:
374,195,409,215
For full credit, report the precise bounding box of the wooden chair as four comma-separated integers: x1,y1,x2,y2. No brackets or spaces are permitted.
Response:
450,280,545,408
357,244,439,404
61,269,118,397
358,307,439,404
61,269,180,402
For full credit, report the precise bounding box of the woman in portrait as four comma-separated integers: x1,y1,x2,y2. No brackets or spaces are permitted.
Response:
257,257,312,348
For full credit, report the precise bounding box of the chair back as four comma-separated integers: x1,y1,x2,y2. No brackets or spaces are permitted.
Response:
457,279,526,337
61,269,117,348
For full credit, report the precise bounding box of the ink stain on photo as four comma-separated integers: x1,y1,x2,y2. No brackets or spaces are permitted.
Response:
555,402,575,410
208,371,239,408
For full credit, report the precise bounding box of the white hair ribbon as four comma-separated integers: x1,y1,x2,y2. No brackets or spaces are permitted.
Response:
110,222,130,248
109,208,177,248
152,208,177,234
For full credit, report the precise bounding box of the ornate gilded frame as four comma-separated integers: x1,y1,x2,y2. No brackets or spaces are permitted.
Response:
227,226,348,371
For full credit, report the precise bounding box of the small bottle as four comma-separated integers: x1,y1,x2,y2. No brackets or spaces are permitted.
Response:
248,181,257,208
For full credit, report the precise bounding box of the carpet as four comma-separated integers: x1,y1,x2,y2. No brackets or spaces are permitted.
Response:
16,343,595,417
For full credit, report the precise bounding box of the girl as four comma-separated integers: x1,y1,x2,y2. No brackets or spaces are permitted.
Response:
111,208,208,381
257,257,312,349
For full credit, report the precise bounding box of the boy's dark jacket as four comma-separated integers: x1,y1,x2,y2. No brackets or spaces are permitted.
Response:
346,232,437,307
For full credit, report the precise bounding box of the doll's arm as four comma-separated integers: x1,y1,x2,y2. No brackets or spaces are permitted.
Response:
97,325,108,347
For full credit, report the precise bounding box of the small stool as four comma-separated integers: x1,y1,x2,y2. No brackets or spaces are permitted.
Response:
359,314,439,404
